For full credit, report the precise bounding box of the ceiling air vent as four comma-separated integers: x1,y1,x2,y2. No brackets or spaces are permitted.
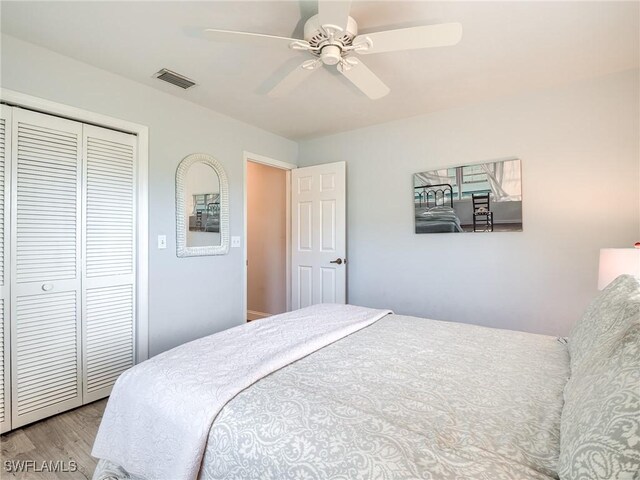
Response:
153,68,196,90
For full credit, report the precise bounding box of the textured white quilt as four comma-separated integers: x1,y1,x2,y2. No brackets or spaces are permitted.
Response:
91,304,391,480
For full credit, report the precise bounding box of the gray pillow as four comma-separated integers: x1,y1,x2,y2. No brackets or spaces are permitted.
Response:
559,319,640,480
568,274,640,376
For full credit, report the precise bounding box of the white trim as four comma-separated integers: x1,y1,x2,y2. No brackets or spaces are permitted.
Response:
1,89,147,136
242,151,294,323
247,310,272,321
175,153,229,257
136,128,149,363
245,152,296,171
285,170,292,312
0,105,12,433
0,89,150,363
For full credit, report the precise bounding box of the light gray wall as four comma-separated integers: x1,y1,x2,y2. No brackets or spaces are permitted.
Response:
1,35,298,356
298,69,640,336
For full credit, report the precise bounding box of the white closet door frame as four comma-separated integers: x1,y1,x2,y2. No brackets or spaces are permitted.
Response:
0,105,12,433
1,89,149,364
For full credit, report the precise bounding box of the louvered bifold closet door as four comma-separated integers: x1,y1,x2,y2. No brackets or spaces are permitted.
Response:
11,109,82,428
82,125,136,403
0,106,12,433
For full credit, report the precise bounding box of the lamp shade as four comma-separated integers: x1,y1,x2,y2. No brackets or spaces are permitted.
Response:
598,248,640,290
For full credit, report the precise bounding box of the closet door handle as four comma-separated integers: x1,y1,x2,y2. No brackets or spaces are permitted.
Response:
41,283,54,292
330,258,343,265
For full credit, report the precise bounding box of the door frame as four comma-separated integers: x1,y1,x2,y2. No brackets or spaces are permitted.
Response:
243,151,295,322
1,89,150,363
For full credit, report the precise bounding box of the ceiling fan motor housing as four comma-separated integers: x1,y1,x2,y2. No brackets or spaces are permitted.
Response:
304,14,358,63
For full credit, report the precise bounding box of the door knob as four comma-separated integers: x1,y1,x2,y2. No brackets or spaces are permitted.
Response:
41,283,54,292
330,258,343,265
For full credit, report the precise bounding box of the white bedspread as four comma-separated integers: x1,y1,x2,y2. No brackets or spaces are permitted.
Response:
91,304,391,480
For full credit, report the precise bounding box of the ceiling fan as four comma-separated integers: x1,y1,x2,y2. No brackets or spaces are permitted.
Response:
196,1,462,100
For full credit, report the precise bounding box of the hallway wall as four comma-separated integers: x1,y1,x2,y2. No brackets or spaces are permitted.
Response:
247,162,288,317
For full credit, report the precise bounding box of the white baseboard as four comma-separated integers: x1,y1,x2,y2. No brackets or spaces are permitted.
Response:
247,310,272,321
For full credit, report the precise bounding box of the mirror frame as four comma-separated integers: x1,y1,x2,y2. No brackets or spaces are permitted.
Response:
176,153,229,257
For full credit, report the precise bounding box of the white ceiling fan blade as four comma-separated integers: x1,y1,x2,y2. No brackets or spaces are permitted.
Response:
354,22,463,55
202,28,306,49
268,60,322,98
337,58,389,100
317,0,352,32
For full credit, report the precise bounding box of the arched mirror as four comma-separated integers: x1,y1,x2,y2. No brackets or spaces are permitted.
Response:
176,153,229,256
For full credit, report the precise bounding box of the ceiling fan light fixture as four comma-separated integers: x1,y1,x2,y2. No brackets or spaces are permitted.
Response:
320,45,342,65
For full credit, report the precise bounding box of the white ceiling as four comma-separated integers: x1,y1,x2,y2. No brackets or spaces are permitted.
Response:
1,1,638,140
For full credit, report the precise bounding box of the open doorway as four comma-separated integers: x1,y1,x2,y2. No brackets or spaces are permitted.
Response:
245,156,293,321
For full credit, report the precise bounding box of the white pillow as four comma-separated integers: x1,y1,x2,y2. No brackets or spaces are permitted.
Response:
568,275,640,376
559,320,640,479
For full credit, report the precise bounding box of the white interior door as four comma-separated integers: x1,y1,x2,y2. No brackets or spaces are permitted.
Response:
11,108,83,428
0,105,12,433
291,161,346,309
82,124,136,403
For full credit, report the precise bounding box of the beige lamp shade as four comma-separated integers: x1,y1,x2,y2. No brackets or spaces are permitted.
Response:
598,248,640,290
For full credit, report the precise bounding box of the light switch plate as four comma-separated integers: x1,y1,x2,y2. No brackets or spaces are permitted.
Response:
231,236,241,248
157,235,167,249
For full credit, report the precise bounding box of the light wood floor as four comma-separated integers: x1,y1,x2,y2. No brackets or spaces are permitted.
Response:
1,399,107,479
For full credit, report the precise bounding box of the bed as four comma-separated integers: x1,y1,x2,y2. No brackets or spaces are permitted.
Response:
414,183,463,233
92,276,640,480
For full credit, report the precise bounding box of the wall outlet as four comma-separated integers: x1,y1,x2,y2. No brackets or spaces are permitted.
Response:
231,236,241,248
157,235,167,249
